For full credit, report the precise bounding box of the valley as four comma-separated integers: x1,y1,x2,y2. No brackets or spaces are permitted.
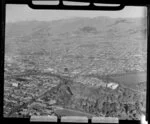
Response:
4,16,147,120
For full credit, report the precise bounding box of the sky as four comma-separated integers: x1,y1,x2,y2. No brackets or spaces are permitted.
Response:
6,4,147,23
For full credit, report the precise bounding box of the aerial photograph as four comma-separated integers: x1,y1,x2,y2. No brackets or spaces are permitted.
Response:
4,5,147,120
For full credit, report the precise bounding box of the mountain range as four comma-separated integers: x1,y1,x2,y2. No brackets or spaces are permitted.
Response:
5,17,147,57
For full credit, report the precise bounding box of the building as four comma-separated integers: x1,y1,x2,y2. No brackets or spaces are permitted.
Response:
107,82,119,90
12,83,19,87
44,67,57,73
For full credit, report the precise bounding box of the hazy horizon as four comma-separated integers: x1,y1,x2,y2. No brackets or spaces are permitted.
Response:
6,5,147,23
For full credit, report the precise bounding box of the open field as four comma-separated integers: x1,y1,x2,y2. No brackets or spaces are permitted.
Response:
107,72,146,92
